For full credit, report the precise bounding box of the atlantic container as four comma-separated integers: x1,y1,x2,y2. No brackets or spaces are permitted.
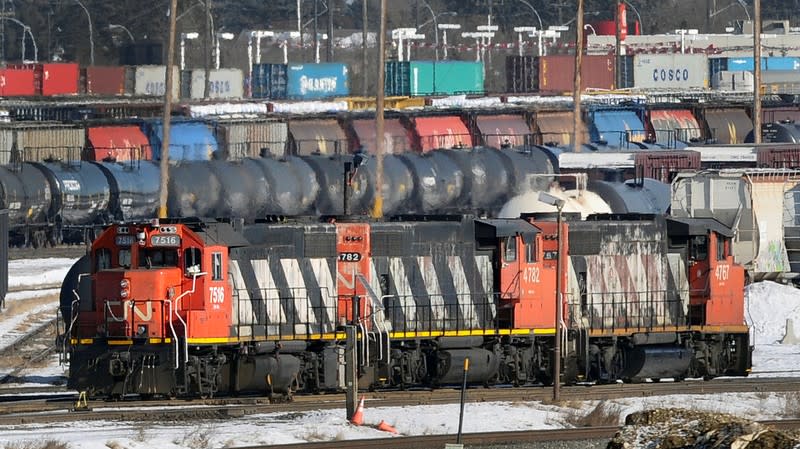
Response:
10,63,80,96
84,66,127,95
86,126,152,161
144,121,219,161
214,120,288,159
14,125,86,162
631,54,708,89
189,68,245,99
286,63,349,100
133,65,180,101
0,68,35,96
538,55,615,92
251,63,288,99
505,55,538,93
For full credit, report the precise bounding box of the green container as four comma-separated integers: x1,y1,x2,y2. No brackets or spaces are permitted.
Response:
385,61,485,96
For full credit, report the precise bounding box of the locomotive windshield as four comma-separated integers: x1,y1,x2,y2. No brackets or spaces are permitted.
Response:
141,248,179,269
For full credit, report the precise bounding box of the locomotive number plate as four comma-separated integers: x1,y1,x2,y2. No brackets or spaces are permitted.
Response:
338,252,362,262
150,234,181,247
115,235,135,247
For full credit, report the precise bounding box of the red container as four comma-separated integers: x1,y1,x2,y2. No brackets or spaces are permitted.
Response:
85,66,126,95
634,150,701,183
757,145,800,169
538,55,615,93
11,63,80,96
0,68,36,96
86,126,152,161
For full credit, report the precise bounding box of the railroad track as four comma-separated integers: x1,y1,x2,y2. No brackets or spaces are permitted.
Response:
4,377,800,425
0,317,61,385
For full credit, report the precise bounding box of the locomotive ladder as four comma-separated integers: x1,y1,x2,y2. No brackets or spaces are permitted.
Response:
355,274,390,367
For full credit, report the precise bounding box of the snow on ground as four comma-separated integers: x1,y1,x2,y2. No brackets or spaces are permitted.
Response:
8,258,76,290
2,261,800,448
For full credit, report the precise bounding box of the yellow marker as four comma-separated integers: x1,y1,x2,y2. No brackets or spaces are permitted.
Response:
464,358,470,371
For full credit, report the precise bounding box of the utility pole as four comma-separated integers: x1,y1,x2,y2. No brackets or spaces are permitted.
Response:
313,0,319,63
753,0,762,144
372,0,386,219
573,0,584,156
159,0,178,219
362,0,368,96
327,0,334,62
615,0,622,89
203,0,212,99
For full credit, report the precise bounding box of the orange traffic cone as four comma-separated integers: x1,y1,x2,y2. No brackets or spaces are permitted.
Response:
376,420,398,434
350,396,365,425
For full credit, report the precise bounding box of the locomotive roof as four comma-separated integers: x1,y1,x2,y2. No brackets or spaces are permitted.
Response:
667,217,734,238
475,219,540,243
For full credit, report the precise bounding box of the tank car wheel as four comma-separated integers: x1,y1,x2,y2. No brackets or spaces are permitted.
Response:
32,230,47,249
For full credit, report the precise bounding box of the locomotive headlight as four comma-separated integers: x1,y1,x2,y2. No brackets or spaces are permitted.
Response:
120,279,129,289
120,289,129,299
136,231,146,246
136,325,147,336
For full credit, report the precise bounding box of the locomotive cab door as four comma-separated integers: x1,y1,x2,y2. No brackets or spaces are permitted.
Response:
499,235,522,301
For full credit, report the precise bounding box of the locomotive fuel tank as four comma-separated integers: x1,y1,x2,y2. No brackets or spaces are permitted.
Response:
619,345,692,381
94,161,160,221
433,348,499,385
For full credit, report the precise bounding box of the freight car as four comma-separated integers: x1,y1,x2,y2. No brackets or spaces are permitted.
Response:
60,213,750,398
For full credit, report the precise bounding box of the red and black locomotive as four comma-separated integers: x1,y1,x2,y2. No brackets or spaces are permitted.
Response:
60,213,750,398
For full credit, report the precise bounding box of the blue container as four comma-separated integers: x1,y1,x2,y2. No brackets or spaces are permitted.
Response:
144,121,219,161
252,63,288,99
589,109,647,147
286,63,349,100
724,57,800,71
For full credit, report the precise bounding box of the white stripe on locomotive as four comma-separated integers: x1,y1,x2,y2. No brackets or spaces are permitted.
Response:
417,256,445,329
309,257,337,333
449,256,479,329
475,254,495,319
229,260,254,337
389,257,415,326
281,258,313,335
252,258,285,334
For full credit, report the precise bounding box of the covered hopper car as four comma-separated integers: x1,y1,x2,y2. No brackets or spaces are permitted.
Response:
60,214,750,398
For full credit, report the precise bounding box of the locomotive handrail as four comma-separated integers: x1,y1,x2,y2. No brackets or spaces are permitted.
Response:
173,271,207,368
164,298,179,370
63,272,89,362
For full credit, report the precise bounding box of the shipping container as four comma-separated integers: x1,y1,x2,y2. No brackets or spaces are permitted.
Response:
413,116,472,152
710,56,800,80
534,111,588,146
0,128,12,164
144,121,218,161
286,63,349,100
385,61,485,96
703,108,752,144
84,66,127,95
15,63,81,96
350,118,412,154
288,119,347,155
0,68,36,96
14,125,86,162
251,63,288,99
473,114,532,148
618,55,635,89
648,109,703,146
86,126,151,161
538,55,615,93
505,55,539,93
631,54,708,89
214,120,288,159
711,71,754,91
134,65,180,101
189,68,245,99
588,108,647,147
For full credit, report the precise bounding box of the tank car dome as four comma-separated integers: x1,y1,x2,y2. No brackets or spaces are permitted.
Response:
498,188,612,219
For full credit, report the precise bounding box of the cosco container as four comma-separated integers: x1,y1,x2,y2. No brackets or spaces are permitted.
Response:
0,68,35,96
286,63,349,100
84,66,127,95
506,55,539,93
134,65,180,101
538,55,614,92
14,125,86,162
10,63,80,96
251,63,288,99
143,121,218,161
631,54,708,89
189,68,245,99
214,120,288,159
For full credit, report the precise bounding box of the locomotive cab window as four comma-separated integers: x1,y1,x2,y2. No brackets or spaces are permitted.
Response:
212,252,223,280
717,235,730,260
119,249,131,268
95,248,112,271
525,241,537,263
503,236,517,262
142,248,178,268
184,248,202,276
690,235,708,261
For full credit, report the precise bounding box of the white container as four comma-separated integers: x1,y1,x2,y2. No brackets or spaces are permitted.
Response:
712,71,755,91
134,65,180,101
190,69,245,100
632,54,709,89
